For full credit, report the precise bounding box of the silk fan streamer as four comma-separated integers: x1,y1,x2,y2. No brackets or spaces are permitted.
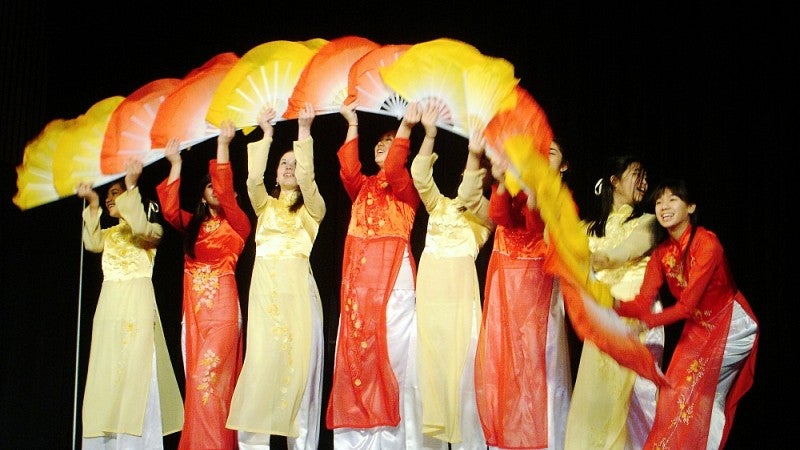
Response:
502,132,667,386
284,35,380,119
150,52,239,149
206,39,324,132
484,86,552,195
100,78,181,175
13,119,76,210
51,96,125,196
462,54,518,136
345,44,411,118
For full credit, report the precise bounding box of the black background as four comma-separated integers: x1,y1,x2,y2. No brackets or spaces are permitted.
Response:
1,1,791,448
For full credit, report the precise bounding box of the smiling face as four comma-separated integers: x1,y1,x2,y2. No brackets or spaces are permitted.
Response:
105,182,125,218
276,151,297,191
374,131,394,169
655,187,696,238
613,161,648,207
202,180,219,209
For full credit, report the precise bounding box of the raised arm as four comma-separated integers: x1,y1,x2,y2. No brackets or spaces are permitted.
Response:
458,127,490,218
77,182,103,252
246,107,276,213
295,102,325,222
340,100,359,144
156,138,192,231
212,120,251,239
118,160,163,249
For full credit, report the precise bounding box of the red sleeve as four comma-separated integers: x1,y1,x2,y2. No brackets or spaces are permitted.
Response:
155,176,192,232
209,160,251,240
615,247,666,318
488,185,512,226
383,137,419,208
337,138,365,201
522,195,546,233
638,232,722,328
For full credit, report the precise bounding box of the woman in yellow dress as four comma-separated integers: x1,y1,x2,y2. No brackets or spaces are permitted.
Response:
226,103,326,449
77,160,184,449
564,155,664,450
411,100,494,450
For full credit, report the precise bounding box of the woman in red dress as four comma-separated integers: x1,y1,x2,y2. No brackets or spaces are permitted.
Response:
615,178,758,449
156,121,252,450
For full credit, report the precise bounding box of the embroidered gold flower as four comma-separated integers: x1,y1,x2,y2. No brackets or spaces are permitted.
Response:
197,349,221,405
203,218,221,234
191,265,220,312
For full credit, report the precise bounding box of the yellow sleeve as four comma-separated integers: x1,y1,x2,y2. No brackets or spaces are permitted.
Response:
597,213,656,267
81,207,104,253
246,136,272,215
411,152,441,213
115,187,163,249
294,136,325,222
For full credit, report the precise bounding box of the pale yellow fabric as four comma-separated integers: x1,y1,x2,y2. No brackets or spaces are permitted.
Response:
227,135,325,436
81,187,184,437
412,153,492,443
564,206,655,450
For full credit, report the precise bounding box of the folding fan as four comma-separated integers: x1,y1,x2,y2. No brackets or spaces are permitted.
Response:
462,54,519,137
379,38,489,137
150,52,239,149
100,78,181,175
483,86,553,195
345,44,411,118
283,35,380,119
205,40,324,131
52,96,125,196
13,118,75,210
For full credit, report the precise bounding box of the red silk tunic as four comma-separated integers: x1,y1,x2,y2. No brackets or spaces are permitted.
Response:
326,136,419,429
157,160,251,450
475,187,552,448
617,225,758,449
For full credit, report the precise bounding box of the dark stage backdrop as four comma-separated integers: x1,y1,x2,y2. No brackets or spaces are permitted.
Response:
2,2,791,448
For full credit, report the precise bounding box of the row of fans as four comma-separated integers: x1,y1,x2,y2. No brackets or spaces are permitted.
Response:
12,35,663,384
14,35,546,211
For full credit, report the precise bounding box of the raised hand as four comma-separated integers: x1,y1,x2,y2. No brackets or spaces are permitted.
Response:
340,100,359,126
468,127,485,157
257,106,277,138
420,100,442,136
124,159,143,190
402,102,422,129
76,182,99,207
298,102,315,140
218,120,236,146
164,138,181,165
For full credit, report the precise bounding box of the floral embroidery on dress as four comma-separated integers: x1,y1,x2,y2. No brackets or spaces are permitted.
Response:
197,349,221,405
115,317,137,385
662,248,687,287
203,218,221,234
652,357,708,449
191,265,220,312
266,264,294,410
342,243,368,388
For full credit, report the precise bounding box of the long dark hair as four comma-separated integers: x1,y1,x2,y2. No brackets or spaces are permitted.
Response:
586,155,648,238
183,173,212,259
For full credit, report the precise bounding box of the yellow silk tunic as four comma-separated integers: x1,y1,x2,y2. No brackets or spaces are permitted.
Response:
227,136,325,437
411,153,493,444
81,187,184,438
565,206,658,450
